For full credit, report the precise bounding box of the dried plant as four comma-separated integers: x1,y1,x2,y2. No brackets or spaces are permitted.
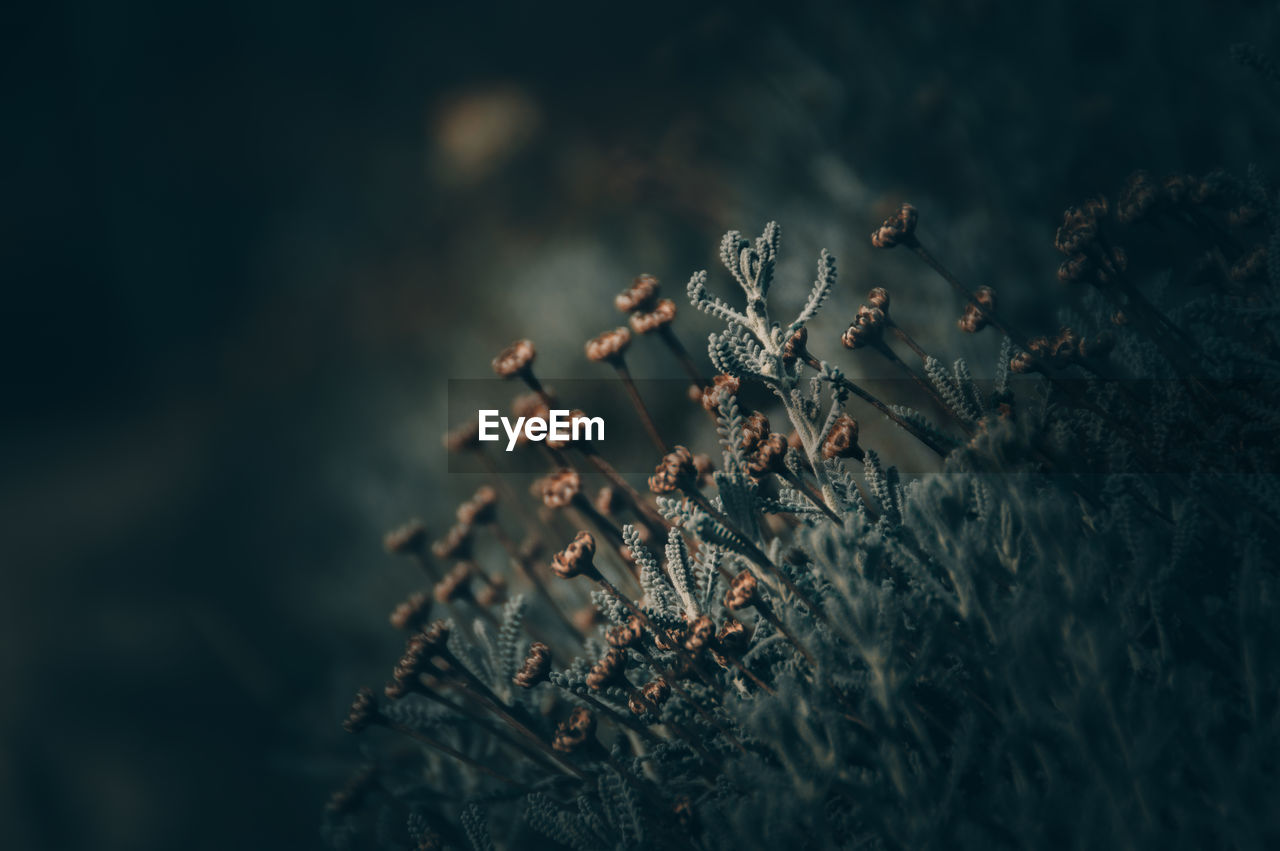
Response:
325,156,1280,849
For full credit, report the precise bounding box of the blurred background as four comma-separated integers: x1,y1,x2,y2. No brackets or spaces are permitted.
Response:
3,1,1277,848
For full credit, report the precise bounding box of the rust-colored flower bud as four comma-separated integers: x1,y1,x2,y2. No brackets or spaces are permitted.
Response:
595,486,624,516
585,327,632,362
1116,171,1158,224
492,339,536,378
958,286,997,334
474,575,506,608
716,618,747,654
739,411,770,456
586,649,627,690
649,445,696,494
781,326,808,365
867,286,891,311
615,274,661,313
443,421,481,453
513,642,552,688
434,562,473,603
1230,244,1267,283
629,298,677,335
606,615,644,648
456,485,498,527
748,433,789,477
701,373,741,413
652,625,685,652
1010,350,1036,374
1057,254,1094,286
553,707,596,753
343,687,381,733
431,522,473,561
724,571,758,610
390,591,432,631
684,615,715,652
1054,207,1099,257
384,519,427,555
541,469,581,509
871,203,917,249
841,304,887,350
551,531,597,579
822,414,863,461
642,678,670,706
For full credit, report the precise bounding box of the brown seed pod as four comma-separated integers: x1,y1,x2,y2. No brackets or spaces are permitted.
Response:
443,421,481,454
747,433,789,477
1053,206,1100,257
1230,244,1267,283
615,274,661,313
870,203,918,249
390,591,432,631
595,486,625,516
1010,350,1036,374
343,687,381,733
585,327,632,363
456,485,499,526
384,519,427,555
867,286,891,311
586,649,627,690
822,414,863,461
958,286,997,333
551,531,597,579
434,562,474,604
642,678,671,707
781,326,808,366
605,615,644,648
513,642,552,688
841,304,887,350
701,373,741,413
649,445,697,494
492,339,536,378
739,411,770,456
1057,254,1094,286
541,469,582,509
553,707,596,753
716,618,748,654
1116,170,1158,225
431,523,474,561
684,615,715,653
724,571,759,610
629,298,677,335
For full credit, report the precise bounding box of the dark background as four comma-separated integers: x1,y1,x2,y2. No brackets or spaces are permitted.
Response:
3,1,1277,848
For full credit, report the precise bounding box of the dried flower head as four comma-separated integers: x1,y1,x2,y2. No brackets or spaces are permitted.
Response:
747,433,789,477
841,304,887,350
586,648,627,690
724,571,759,610
871,203,918,248
541,469,581,509
456,485,498,526
585,327,632,363
1231,244,1267,283
716,618,747,653
553,707,596,753
958,286,997,333
390,591,432,631
1057,254,1094,285
615,274,661,313
739,411,770,456
701,373,740,412
642,677,670,707
491,339,536,378
343,687,381,733
384,519,427,555
431,522,474,561
513,642,551,688
1116,170,1158,224
684,614,715,652
606,615,644,648
822,414,864,461
551,531,597,579
1054,206,1101,256
781,326,808,366
649,445,697,494
867,286,891,311
629,298,677,335
443,421,481,454
434,562,474,603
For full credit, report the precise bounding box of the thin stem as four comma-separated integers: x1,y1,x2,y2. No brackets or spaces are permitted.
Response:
613,360,668,454
657,325,708,388
385,721,523,786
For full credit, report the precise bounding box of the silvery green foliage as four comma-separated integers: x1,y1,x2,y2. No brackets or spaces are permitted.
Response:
332,197,1280,850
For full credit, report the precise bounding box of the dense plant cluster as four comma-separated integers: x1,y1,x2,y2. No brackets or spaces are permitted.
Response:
325,156,1280,848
